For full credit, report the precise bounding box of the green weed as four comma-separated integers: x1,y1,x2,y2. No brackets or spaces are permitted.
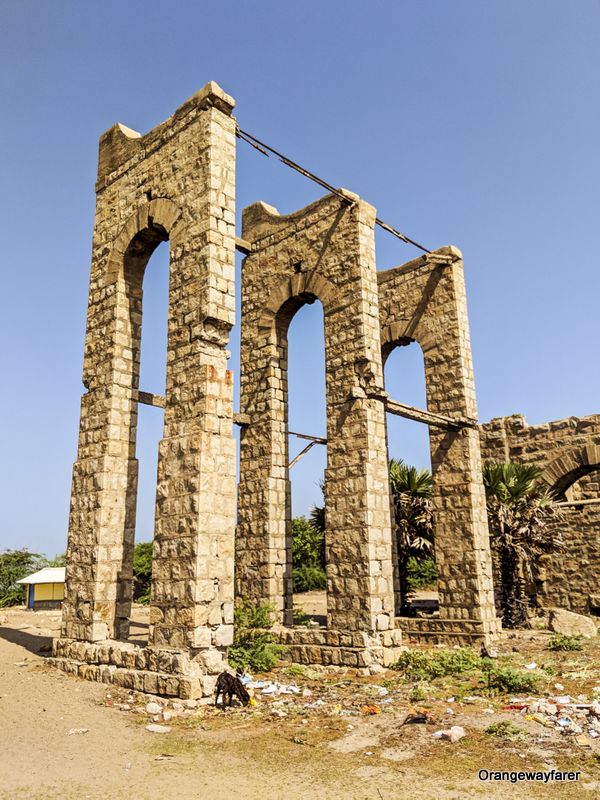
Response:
548,633,584,652
391,648,482,682
227,599,287,673
485,720,527,740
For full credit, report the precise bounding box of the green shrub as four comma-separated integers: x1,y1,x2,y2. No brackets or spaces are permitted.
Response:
483,665,539,694
227,599,286,673
391,648,481,681
548,633,584,651
406,557,437,590
485,720,526,740
284,664,308,678
292,564,327,593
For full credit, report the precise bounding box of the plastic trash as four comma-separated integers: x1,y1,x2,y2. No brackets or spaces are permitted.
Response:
432,726,465,743
360,705,382,715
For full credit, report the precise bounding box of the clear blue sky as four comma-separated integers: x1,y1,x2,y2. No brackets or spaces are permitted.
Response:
1,1,598,557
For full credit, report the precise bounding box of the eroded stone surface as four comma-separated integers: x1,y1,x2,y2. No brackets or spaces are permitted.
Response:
61,82,237,692
60,82,503,697
480,414,600,614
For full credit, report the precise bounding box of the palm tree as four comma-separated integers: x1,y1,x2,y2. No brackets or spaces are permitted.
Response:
483,462,563,628
388,458,434,615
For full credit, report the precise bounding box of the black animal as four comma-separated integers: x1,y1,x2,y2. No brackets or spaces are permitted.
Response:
215,671,251,707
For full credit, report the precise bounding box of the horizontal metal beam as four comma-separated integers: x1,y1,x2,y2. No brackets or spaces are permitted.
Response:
137,391,166,409
555,498,600,508
289,430,327,444
235,237,251,255
385,398,477,430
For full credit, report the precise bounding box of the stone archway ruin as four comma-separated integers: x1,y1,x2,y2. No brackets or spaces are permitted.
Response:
52,82,500,698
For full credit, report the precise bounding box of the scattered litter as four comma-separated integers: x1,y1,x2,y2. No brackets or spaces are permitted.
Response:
66,728,89,736
361,705,382,715
402,713,428,725
259,682,300,696
483,708,495,715
145,724,171,734
524,663,537,670
376,687,389,697
554,695,572,705
432,726,466,743
554,683,565,692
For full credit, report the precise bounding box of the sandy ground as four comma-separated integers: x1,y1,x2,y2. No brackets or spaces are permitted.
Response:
1,605,598,799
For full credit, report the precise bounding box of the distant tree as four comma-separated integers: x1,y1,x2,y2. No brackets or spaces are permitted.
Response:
483,462,563,628
133,542,153,604
292,516,326,592
0,549,46,607
389,459,434,615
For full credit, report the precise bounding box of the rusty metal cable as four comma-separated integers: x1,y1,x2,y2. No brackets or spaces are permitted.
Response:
236,126,431,254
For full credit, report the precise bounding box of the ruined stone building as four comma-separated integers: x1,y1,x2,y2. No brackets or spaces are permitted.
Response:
52,81,508,698
480,414,600,616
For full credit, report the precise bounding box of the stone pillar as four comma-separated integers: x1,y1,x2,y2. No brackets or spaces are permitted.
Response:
378,247,500,638
237,192,396,633
61,82,237,652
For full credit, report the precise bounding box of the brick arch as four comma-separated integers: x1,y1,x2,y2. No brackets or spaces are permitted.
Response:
543,444,600,497
105,198,183,285
257,269,339,334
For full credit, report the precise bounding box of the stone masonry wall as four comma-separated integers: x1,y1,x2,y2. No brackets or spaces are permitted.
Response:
60,82,237,687
236,192,396,635
480,414,600,614
378,249,500,639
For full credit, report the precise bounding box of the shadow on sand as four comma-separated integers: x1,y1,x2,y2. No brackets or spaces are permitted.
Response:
0,626,53,657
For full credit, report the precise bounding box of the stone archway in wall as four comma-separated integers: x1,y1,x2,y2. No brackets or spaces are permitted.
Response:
377,249,500,641
542,445,600,499
236,194,396,637
59,83,238,689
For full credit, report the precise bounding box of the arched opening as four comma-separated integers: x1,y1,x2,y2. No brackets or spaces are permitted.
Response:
279,296,328,627
383,342,437,617
552,465,600,501
122,230,169,645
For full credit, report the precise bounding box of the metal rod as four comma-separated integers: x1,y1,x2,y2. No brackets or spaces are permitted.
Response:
385,397,477,430
288,441,317,469
555,498,600,508
236,126,431,254
289,430,327,444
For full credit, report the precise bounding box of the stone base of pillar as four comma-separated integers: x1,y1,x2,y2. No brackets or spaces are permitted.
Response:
51,638,226,699
273,627,406,668
396,616,501,646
